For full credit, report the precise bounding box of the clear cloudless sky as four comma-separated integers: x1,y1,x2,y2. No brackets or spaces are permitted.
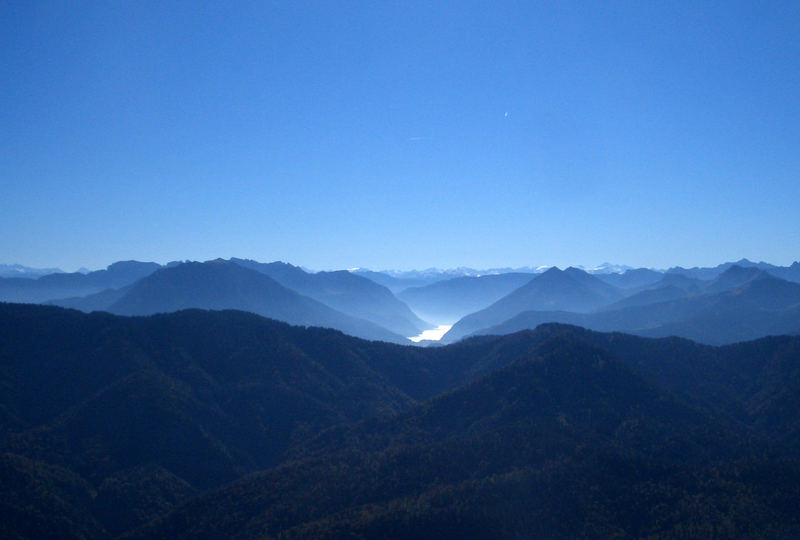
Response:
2,1,799,271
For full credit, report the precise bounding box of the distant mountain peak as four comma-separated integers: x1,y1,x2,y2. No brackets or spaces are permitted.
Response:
0,263,64,278
581,262,634,274
717,264,765,278
705,264,773,293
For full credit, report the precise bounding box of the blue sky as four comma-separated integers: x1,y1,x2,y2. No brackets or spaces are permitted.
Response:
2,1,799,271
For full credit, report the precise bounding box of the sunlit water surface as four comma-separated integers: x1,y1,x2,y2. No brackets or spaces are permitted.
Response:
409,325,452,343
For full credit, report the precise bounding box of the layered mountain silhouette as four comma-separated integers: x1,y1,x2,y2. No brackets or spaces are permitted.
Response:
602,283,692,310
0,263,64,278
641,271,709,294
230,258,429,336
638,274,800,343
2,257,800,536
0,261,160,304
442,267,623,342
465,270,800,346
102,260,410,344
40,259,428,341
46,286,130,313
771,260,800,283
397,272,535,323
4,257,799,348
351,267,531,293
703,264,771,293
602,272,709,310
351,269,437,293
666,257,800,283
593,267,664,289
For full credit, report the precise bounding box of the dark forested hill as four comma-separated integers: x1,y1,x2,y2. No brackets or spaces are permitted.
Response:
0,304,423,535
0,303,585,536
4,304,800,538
133,329,800,539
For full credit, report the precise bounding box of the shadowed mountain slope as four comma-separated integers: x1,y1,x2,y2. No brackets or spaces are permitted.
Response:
593,267,664,289
704,264,772,294
46,285,131,313
397,273,535,324
0,261,160,304
603,284,691,310
666,258,800,282
602,272,711,310
640,272,709,294
133,330,800,538
770,261,800,283
4,304,800,537
0,305,621,535
230,258,429,336
0,304,423,534
442,267,622,343
106,260,409,344
351,270,443,293
469,274,800,346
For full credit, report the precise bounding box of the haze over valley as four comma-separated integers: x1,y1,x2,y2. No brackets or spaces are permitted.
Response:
3,256,798,348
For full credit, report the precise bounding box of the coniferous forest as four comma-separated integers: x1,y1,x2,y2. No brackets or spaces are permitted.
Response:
2,294,800,537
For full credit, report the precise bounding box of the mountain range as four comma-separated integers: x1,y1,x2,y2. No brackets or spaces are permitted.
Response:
2,259,429,344
2,257,799,348
0,261,161,304
3,303,800,537
229,258,429,336
397,272,535,323
352,263,636,293
105,260,411,344
443,267,623,342
666,257,800,282
442,264,800,345
0,263,64,278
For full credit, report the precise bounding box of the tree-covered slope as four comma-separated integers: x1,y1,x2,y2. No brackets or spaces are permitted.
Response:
134,334,800,538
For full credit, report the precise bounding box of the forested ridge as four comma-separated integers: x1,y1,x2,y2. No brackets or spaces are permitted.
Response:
2,303,800,537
